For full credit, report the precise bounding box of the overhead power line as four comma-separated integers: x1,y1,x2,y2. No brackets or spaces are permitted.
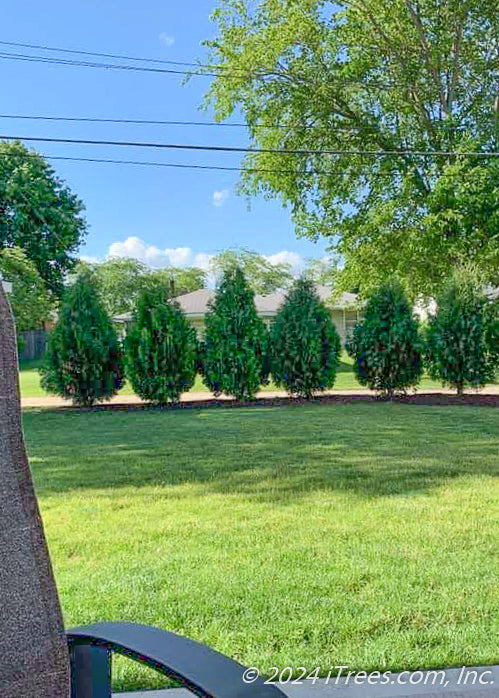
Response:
9,149,486,178
0,113,403,132
0,38,229,70
1,134,497,158
0,40,462,90
0,50,444,89
0,113,250,127
0,50,222,78
24,153,394,177
12,152,476,180
8,147,406,178
0,38,416,84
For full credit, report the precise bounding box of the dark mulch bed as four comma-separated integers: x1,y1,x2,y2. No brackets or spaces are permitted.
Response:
30,392,499,413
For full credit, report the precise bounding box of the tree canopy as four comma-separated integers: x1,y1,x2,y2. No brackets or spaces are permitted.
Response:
0,141,87,296
78,257,207,316
211,248,293,294
204,0,499,296
302,256,341,287
147,266,207,298
0,246,52,332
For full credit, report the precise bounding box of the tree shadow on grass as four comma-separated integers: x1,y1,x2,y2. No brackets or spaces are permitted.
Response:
24,402,499,501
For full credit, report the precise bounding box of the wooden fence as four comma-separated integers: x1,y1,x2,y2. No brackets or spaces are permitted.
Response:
18,330,48,362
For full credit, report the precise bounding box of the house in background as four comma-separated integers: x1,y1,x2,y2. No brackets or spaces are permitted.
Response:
114,285,362,346
1,279,12,294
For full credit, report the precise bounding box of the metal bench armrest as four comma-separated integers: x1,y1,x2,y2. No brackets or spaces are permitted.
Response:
67,621,285,698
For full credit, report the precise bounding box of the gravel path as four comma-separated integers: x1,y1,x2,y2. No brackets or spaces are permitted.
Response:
21,386,499,409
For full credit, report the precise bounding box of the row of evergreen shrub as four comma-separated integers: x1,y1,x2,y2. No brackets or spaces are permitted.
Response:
40,269,341,405
40,267,499,406
346,274,499,397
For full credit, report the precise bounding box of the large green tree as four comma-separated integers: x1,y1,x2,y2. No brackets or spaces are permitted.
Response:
79,257,207,316
146,266,207,297
212,248,293,294
204,0,499,296
302,256,341,287
0,246,52,333
0,141,87,295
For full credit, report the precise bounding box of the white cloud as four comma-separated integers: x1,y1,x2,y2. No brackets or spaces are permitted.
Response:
108,236,192,268
78,254,101,265
193,253,216,287
265,250,304,272
213,189,230,207
193,252,215,271
159,33,175,47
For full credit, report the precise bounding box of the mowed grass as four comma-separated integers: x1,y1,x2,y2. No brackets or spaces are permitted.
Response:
23,403,499,691
20,354,446,398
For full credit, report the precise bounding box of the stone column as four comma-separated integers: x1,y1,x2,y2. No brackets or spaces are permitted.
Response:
0,283,70,697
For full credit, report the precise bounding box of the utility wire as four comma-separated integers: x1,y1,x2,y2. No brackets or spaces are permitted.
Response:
0,45,456,89
0,38,236,71
0,39,481,92
0,113,468,132
27,153,397,177
0,113,254,127
0,38,419,83
0,51,443,89
0,50,222,78
8,152,482,179
0,134,496,158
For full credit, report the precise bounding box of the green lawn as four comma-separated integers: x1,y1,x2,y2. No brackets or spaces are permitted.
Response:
24,403,499,691
19,354,446,398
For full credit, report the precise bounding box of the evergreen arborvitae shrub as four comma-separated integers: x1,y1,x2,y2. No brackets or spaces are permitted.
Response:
426,274,499,394
346,281,423,397
40,272,124,406
271,278,341,398
202,266,268,400
125,285,197,404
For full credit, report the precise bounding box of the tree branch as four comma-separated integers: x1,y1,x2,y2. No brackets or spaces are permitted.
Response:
446,12,466,116
404,0,446,111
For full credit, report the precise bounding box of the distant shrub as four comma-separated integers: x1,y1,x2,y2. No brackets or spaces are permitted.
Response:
202,266,268,400
40,272,124,406
271,277,341,397
346,281,423,397
125,285,197,404
426,273,499,394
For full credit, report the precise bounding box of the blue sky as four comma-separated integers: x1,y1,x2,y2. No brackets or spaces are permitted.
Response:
1,0,329,274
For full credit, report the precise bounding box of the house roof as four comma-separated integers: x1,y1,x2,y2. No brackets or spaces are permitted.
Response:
175,285,358,317
113,285,359,323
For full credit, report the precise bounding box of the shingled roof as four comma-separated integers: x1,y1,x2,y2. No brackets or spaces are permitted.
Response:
114,285,358,323
175,285,358,317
